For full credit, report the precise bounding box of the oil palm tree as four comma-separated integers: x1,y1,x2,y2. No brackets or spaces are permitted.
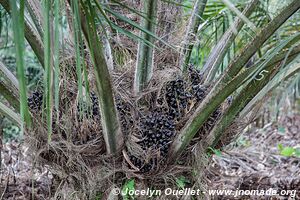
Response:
0,0,300,199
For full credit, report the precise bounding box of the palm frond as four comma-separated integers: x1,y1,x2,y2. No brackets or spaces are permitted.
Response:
203,0,259,83
42,0,53,142
0,0,44,66
25,0,44,39
0,101,21,127
77,0,123,154
179,0,207,72
9,0,31,129
218,0,300,86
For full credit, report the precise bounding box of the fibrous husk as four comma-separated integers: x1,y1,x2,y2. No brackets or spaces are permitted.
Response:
23,59,226,199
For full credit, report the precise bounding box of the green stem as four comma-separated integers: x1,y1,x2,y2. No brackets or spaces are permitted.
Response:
210,57,300,149
77,0,123,154
133,0,158,94
180,0,207,72
203,0,259,83
0,81,19,110
0,0,44,67
219,0,300,85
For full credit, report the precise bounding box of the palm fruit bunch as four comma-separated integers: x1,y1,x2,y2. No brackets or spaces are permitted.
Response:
116,97,133,135
164,67,206,121
128,110,176,173
188,66,203,85
90,92,100,117
138,111,175,154
128,155,157,173
191,84,207,101
127,67,224,173
28,91,43,110
165,78,189,120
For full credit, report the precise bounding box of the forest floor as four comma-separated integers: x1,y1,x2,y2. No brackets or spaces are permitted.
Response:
206,113,300,199
0,114,299,200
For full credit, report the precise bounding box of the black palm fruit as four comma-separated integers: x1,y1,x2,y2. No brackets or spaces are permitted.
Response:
128,109,177,172
28,91,43,110
191,85,206,102
165,78,187,120
129,155,158,173
139,112,175,155
188,66,203,85
115,96,133,135
90,92,100,117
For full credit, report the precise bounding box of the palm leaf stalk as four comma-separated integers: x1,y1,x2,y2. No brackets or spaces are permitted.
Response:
180,0,207,73
265,44,300,67
0,101,21,127
239,56,300,118
0,0,45,66
9,0,31,130
203,0,259,83
42,0,53,142
0,61,20,108
53,0,60,112
212,60,300,149
133,0,158,94
75,0,123,154
0,81,19,110
72,0,84,114
240,69,300,121
209,64,281,147
25,0,44,39
92,0,114,71
0,60,19,90
204,42,300,152
218,0,300,86
168,0,300,163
